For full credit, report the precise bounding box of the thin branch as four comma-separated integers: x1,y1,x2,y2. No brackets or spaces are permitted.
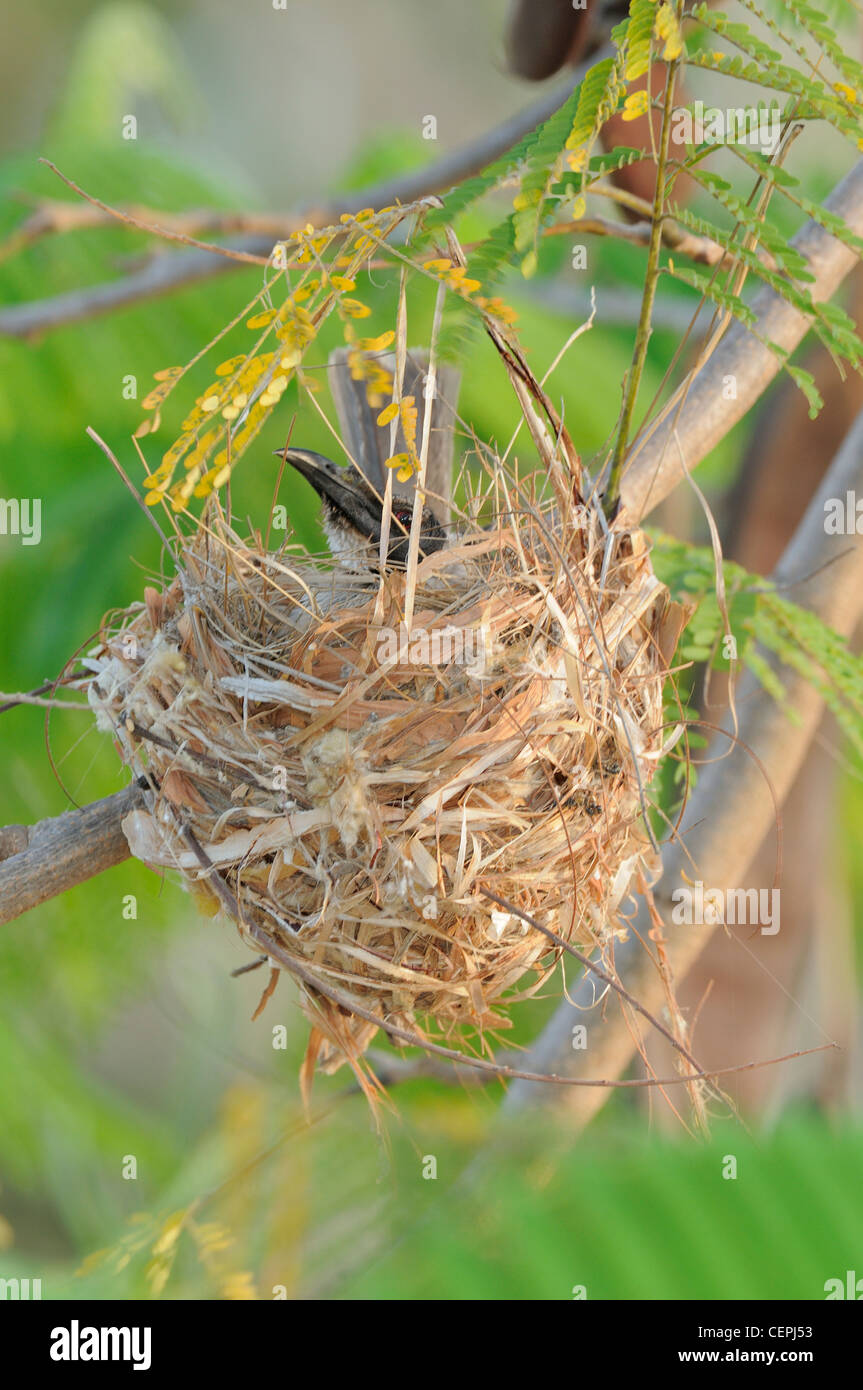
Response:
36,161,271,266
0,668,90,713
248,913,832,1092
605,50,680,516
543,212,739,267
481,887,711,1085
0,72,583,340
0,195,294,264
0,783,145,926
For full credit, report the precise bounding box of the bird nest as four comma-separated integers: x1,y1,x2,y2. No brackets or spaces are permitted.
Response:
86,481,673,1087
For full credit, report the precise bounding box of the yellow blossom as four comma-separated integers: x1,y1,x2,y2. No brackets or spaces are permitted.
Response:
655,3,684,61
246,308,278,329
622,90,651,121
359,330,395,351
385,453,413,483
341,297,372,318
477,296,518,325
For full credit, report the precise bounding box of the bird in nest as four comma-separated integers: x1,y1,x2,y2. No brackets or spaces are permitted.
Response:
276,447,448,569
275,346,461,572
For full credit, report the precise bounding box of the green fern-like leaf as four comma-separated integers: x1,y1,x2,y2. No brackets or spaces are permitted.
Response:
762,0,863,95
688,10,861,143
785,364,825,418
650,532,863,755
437,216,517,361
422,82,585,239
667,210,862,396
625,0,657,81
730,148,863,263
664,261,757,329
513,54,624,272
674,180,813,282
568,56,620,150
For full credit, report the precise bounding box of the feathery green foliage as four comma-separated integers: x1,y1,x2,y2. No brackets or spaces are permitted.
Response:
422,0,863,412
651,532,863,758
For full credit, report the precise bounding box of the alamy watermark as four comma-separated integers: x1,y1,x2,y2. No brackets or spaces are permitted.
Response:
0,1276,42,1299
0,497,41,545
671,102,781,156
50,1321,151,1370
376,622,489,671
671,880,780,935
824,491,863,534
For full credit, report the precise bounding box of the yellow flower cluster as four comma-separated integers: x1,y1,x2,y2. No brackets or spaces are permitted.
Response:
476,295,518,325
422,256,481,297
655,3,684,62
346,329,395,408
136,198,479,511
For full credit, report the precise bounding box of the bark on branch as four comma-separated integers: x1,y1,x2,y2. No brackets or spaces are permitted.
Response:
0,783,145,926
622,159,863,522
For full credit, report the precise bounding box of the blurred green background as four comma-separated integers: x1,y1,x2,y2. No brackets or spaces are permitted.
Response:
0,0,861,1300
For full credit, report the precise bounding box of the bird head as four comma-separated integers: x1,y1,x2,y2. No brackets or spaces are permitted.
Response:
275,447,447,568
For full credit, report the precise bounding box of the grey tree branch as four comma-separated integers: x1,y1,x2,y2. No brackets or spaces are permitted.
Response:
622,159,863,523
0,783,144,926
504,404,863,1125
0,73,580,340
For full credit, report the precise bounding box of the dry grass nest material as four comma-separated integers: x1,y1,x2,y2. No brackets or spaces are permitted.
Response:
87,488,674,1081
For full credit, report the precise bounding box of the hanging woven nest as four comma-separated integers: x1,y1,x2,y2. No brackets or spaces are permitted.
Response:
86,432,675,1088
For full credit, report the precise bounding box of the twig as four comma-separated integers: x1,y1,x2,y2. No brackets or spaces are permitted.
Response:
543,214,734,267
0,72,582,340
0,195,295,264
248,914,832,1091
481,887,711,1086
605,47,680,516
0,691,90,710
0,783,145,926
37,161,270,266
0,669,89,714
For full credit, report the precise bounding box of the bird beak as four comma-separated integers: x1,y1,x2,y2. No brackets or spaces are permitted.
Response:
275,448,382,537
